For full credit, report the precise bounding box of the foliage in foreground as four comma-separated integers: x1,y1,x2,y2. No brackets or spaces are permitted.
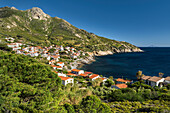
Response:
0,50,169,112
108,100,170,113
0,50,111,112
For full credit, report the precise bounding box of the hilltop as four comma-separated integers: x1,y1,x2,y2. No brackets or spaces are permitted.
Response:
0,6,142,54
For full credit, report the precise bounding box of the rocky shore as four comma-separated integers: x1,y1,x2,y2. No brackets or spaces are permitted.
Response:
93,48,143,56
71,47,143,69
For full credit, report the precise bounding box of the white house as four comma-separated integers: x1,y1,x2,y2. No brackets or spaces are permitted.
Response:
56,66,62,70
29,46,35,52
5,37,14,42
16,50,22,54
71,55,77,59
22,47,29,52
12,47,21,51
71,69,84,75
35,46,43,51
41,54,48,58
51,65,57,70
7,43,17,48
60,45,64,51
59,76,74,86
58,73,66,77
141,75,151,84
49,60,56,65
24,53,31,56
47,56,51,60
147,76,165,87
89,74,100,81
65,47,70,51
15,42,23,47
31,52,39,57
71,47,75,51
57,62,64,67
51,55,60,61
164,76,170,84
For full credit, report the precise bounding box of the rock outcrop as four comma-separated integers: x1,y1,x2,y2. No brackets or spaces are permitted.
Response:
27,7,50,20
91,48,143,56
94,51,113,56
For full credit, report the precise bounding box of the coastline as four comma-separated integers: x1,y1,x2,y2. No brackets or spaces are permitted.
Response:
74,47,144,69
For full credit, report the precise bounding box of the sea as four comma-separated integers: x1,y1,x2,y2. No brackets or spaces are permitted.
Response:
81,47,170,81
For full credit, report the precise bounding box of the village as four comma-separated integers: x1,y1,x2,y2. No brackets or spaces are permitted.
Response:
5,37,170,89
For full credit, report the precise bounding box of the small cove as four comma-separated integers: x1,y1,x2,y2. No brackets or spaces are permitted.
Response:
81,47,170,81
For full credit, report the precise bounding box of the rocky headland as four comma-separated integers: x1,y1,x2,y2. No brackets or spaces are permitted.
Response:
73,48,143,69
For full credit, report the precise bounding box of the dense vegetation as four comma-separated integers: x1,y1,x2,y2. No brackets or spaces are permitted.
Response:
0,50,112,112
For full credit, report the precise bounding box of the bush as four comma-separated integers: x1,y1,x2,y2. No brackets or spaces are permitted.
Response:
80,95,111,112
0,43,12,51
64,103,75,113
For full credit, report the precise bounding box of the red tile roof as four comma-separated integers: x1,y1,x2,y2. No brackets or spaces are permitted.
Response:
72,69,81,72
84,72,92,75
56,66,62,68
52,56,59,58
115,84,127,88
89,74,99,79
148,76,163,82
7,43,17,45
51,65,57,67
67,71,72,73
57,62,64,64
165,76,170,81
116,78,131,83
79,74,88,77
141,76,151,80
59,76,72,80
67,73,77,76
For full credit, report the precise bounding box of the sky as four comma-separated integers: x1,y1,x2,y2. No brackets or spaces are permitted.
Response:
1,0,170,47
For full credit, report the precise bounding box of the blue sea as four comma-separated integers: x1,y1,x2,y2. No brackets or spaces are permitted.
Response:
81,47,170,81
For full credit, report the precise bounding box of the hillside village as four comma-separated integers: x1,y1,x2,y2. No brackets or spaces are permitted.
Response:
0,6,170,113
2,37,170,89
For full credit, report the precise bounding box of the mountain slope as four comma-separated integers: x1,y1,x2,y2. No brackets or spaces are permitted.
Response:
0,6,142,53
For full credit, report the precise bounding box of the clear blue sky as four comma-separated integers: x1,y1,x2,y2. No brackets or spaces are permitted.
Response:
1,0,170,47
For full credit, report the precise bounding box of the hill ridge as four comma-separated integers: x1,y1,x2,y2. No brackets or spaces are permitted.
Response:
0,6,142,53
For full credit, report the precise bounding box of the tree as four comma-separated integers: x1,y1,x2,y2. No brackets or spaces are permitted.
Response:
136,70,144,80
159,72,164,78
92,79,103,87
0,43,12,51
100,75,103,77
105,79,114,87
81,95,101,112
64,103,75,113
109,76,113,80
98,103,111,113
48,48,56,53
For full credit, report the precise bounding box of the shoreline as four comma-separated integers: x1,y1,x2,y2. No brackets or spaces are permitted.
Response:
74,48,144,69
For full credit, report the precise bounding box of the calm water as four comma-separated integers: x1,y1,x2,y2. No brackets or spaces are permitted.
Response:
81,47,170,81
